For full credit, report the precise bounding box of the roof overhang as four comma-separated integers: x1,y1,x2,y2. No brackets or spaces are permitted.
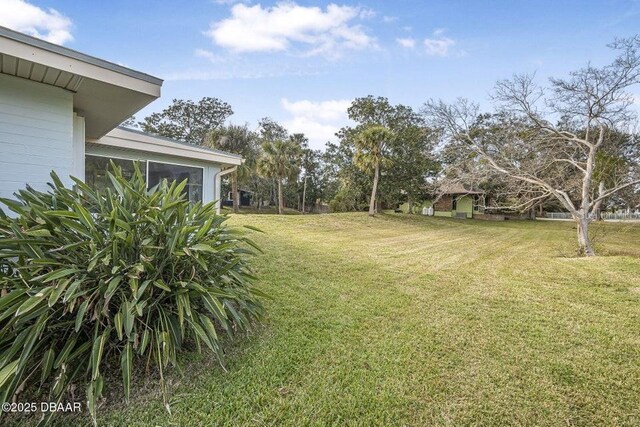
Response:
0,26,162,139
89,128,243,166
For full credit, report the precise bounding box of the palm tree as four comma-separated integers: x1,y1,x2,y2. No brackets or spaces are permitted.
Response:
206,124,258,213
354,125,393,216
258,139,301,214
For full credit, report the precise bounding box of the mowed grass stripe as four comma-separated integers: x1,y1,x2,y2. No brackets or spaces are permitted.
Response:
64,213,640,426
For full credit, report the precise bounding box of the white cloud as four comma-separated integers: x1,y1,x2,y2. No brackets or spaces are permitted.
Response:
396,37,416,48
285,116,342,147
204,2,376,58
0,0,73,45
281,98,352,149
382,15,398,23
194,48,225,63
424,30,455,56
282,98,350,122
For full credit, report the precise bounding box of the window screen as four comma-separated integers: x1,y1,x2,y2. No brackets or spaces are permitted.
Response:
147,161,204,203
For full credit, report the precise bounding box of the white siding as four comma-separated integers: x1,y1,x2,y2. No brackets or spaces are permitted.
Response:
0,73,74,207
85,144,222,204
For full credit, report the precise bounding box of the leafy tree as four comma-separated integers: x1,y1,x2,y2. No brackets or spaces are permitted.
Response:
281,133,325,213
258,138,302,214
120,116,138,128
348,96,396,127
299,146,324,213
327,97,401,213
289,133,308,211
388,122,439,213
140,97,233,145
324,135,370,212
367,105,440,213
327,97,437,214
258,117,289,142
354,125,394,216
591,130,639,218
247,175,274,210
206,124,259,213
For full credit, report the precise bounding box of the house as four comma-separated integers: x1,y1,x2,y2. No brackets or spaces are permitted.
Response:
0,26,242,214
432,183,486,219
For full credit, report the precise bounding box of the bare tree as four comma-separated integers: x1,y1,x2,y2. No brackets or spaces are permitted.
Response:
423,37,640,256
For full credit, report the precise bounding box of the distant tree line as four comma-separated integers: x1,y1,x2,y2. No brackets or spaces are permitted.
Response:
122,36,640,256
124,95,440,217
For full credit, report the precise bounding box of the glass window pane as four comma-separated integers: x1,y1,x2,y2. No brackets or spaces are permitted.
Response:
147,161,203,203
85,155,146,192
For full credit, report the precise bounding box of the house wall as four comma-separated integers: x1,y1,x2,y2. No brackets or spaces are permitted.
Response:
0,74,76,210
85,143,222,204
434,195,453,217
433,195,453,212
453,195,474,219
432,195,476,218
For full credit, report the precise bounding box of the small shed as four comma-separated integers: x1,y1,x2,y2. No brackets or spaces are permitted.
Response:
432,183,485,219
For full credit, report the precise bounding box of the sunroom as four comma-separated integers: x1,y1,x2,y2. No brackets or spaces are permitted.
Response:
85,127,242,207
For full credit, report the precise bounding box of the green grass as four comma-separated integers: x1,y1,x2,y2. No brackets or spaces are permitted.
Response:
73,214,640,426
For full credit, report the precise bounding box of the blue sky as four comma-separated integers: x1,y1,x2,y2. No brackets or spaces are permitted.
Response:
2,0,640,149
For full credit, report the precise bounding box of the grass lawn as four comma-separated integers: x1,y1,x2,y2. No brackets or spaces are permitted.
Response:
78,214,640,426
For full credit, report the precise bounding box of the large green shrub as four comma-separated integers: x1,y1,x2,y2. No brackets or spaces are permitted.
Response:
0,164,265,424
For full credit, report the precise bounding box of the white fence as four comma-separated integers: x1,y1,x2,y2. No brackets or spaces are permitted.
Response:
545,211,640,221
600,211,640,220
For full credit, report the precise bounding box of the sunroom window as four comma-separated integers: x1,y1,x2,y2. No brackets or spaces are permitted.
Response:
147,161,203,203
85,155,146,192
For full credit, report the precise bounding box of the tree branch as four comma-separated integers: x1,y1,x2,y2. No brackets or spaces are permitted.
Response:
590,179,640,206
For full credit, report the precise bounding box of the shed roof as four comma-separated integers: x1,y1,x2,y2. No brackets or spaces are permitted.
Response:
437,182,484,195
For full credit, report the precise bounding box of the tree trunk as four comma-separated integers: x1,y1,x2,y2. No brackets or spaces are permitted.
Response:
302,175,307,214
231,173,239,214
277,177,284,215
407,197,414,214
576,144,597,256
576,216,595,257
369,161,380,216
593,181,605,221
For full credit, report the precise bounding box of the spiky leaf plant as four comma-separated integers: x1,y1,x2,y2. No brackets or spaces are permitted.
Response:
0,163,265,425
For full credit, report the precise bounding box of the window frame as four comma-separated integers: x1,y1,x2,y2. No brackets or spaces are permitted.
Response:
84,155,206,203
